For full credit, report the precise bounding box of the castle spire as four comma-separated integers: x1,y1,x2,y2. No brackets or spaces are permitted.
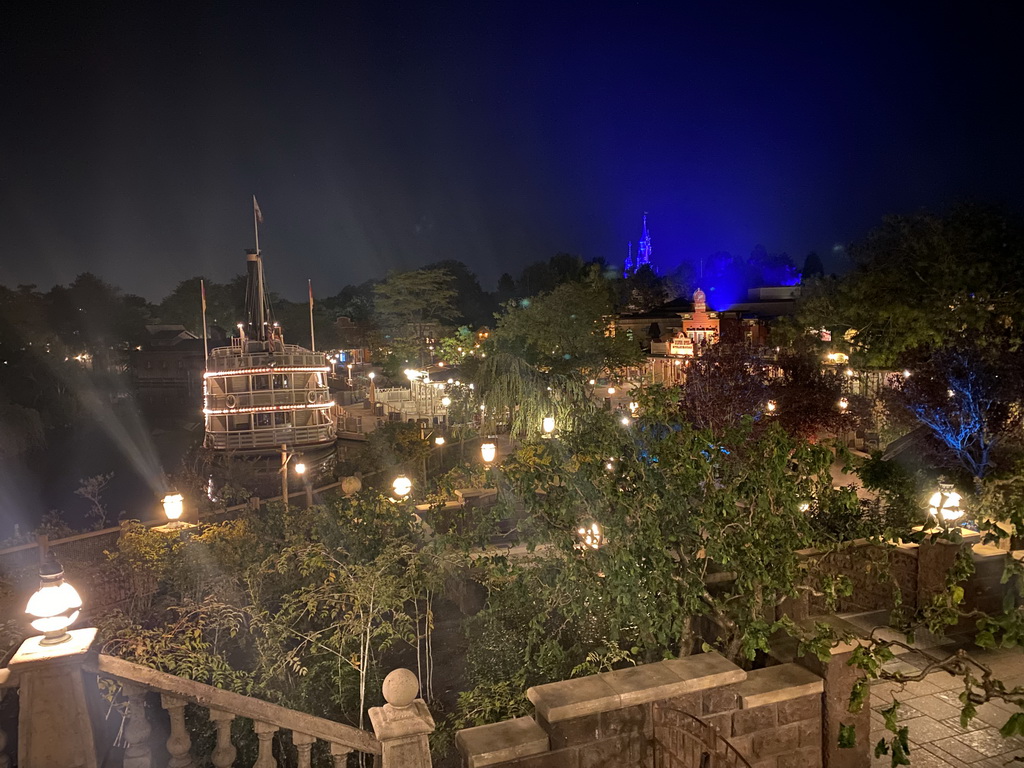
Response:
636,212,652,271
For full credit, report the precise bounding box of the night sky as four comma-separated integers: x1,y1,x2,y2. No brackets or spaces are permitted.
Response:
2,2,1022,302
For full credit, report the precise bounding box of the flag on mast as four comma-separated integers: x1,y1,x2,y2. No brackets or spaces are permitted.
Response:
308,279,316,352
253,196,263,224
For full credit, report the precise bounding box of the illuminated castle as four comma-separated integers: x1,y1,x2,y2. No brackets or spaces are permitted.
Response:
624,213,654,277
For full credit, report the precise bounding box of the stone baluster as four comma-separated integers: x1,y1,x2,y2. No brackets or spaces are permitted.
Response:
329,742,353,768
160,694,194,768
293,732,315,768
253,720,279,768
121,683,153,768
209,709,237,768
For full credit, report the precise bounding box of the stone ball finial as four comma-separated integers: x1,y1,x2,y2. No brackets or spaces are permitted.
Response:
382,668,419,708
341,475,362,496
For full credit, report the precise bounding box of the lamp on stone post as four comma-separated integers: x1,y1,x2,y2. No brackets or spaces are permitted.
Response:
928,479,964,528
25,559,82,645
155,491,196,533
13,559,99,768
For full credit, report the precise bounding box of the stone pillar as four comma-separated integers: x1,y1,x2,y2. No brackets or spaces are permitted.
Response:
369,668,435,768
917,533,977,606
800,642,868,768
9,627,100,768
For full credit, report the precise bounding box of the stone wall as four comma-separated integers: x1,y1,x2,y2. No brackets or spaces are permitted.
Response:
455,653,827,768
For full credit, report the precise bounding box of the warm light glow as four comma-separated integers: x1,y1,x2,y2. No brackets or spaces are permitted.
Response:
589,379,596,385
902,369,911,378
620,416,631,426
368,372,376,380
392,475,412,499
204,366,329,379
162,493,184,521
607,387,616,395
441,396,451,407
766,400,777,413
577,522,604,550
294,462,307,475
845,368,854,377
628,401,638,413
799,501,810,512
435,436,446,445
204,400,334,415
542,416,555,434
481,442,497,464
26,562,82,644
837,397,849,411
928,481,964,523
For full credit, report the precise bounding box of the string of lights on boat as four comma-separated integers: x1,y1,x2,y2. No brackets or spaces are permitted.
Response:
203,365,330,379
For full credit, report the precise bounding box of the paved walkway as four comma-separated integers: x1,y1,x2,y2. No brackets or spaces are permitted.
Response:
868,642,1024,767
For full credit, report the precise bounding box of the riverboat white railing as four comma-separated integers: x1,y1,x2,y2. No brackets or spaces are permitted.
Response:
205,423,336,451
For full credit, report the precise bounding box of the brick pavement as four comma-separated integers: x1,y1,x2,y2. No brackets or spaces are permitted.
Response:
867,645,1024,768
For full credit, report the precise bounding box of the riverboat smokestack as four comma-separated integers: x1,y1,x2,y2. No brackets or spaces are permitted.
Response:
244,249,267,341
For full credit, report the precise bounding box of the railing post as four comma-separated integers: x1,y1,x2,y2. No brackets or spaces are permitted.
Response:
253,721,278,768
160,694,194,768
8,628,100,768
209,709,236,768
369,669,434,768
121,682,153,768
329,742,353,767
293,732,315,768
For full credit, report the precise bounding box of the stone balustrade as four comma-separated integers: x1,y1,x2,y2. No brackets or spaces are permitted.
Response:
0,629,435,768
87,653,381,767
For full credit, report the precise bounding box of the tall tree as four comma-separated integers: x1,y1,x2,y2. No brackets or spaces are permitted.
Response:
373,268,458,363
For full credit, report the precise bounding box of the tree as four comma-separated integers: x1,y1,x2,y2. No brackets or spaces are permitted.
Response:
475,277,643,437
801,251,825,280
373,268,458,363
617,264,670,313
796,204,1024,367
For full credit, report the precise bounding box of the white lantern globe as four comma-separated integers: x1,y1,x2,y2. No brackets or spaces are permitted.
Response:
392,475,412,499
26,560,82,645
480,442,497,464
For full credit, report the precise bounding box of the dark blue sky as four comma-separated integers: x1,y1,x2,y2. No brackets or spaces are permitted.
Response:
2,1,1022,301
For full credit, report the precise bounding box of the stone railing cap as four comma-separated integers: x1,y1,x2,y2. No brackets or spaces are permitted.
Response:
527,651,745,723
733,663,823,709
455,716,549,768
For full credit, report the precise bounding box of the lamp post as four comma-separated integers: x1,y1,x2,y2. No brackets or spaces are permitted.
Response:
25,560,82,645
280,444,308,512
294,459,313,508
347,363,353,386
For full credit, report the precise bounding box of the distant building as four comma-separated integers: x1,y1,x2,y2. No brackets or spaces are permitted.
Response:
130,325,211,411
624,214,654,277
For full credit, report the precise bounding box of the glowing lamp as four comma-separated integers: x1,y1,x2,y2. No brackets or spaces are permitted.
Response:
481,443,497,464
628,401,638,414
620,416,631,426
441,396,452,407
837,397,849,411
162,493,184,522
589,379,596,385
392,475,412,499
368,372,376,380
902,369,911,379
435,436,446,445
294,462,307,475
577,522,604,550
766,400,777,413
542,416,555,434
928,480,963,524
26,560,82,645
607,387,616,395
